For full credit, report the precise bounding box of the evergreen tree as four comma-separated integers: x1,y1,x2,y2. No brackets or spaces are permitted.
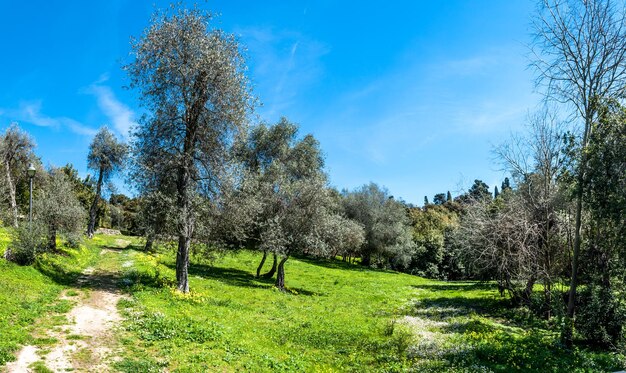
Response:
501,177,511,193
433,193,446,205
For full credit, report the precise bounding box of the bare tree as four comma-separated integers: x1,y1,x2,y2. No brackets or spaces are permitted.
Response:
0,124,35,227
127,5,252,292
456,194,542,306
496,108,570,317
531,0,626,342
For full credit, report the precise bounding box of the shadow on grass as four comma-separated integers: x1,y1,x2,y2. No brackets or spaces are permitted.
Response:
179,262,273,288
35,259,83,286
412,282,498,292
100,245,127,252
35,258,128,293
430,317,623,372
296,255,396,274
162,261,322,296
410,296,511,319
126,244,146,252
284,286,322,296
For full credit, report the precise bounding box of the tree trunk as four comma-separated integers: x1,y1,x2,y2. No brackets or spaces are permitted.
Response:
48,228,57,252
522,276,536,307
361,252,371,266
256,250,267,278
263,253,278,278
87,167,104,238
275,256,289,291
175,166,193,293
176,233,190,293
563,114,592,346
544,280,552,319
4,160,18,228
145,234,154,252
175,145,194,293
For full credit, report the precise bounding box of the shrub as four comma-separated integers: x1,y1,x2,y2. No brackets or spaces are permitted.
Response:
64,232,83,249
6,223,46,265
576,285,626,348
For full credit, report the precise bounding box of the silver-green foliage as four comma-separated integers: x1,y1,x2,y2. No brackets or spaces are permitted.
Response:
35,169,86,251
127,5,252,292
0,123,36,227
229,118,364,288
342,183,416,269
6,222,47,265
87,126,128,237
87,126,127,180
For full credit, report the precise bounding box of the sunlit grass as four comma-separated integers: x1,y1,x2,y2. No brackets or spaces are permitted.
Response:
116,246,626,372
1,228,624,372
0,228,103,365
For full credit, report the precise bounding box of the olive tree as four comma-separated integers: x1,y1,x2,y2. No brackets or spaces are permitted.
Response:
86,126,127,238
127,5,252,292
232,119,363,290
36,169,86,251
342,183,416,269
234,119,319,278
0,124,36,227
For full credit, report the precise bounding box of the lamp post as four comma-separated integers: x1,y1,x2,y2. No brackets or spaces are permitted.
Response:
28,163,36,228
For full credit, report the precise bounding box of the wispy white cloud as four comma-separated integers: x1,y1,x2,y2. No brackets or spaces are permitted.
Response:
0,101,98,136
86,81,136,139
237,26,329,119
439,55,498,77
316,46,539,169
0,75,136,140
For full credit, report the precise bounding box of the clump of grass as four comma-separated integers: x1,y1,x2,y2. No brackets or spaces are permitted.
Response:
29,361,54,373
125,310,224,343
114,357,163,373
32,337,58,346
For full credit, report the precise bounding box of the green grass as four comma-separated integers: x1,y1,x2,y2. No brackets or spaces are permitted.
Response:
115,246,626,372
1,228,624,372
0,227,10,256
0,227,101,365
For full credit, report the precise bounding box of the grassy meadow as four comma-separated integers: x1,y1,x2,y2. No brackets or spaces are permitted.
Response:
0,228,102,366
0,228,624,372
113,247,625,372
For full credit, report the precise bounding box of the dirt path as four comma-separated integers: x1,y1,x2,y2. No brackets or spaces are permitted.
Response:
4,246,130,373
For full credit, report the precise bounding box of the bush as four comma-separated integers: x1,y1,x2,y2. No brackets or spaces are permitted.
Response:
6,223,46,265
576,285,626,348
64,232,83,249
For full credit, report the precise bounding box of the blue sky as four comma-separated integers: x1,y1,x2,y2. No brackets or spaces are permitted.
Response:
0,0,540,205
